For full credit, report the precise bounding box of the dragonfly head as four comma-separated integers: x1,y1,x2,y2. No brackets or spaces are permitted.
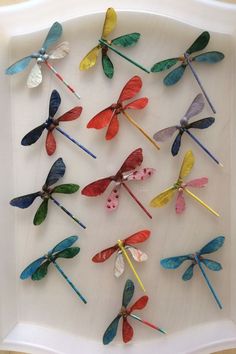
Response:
119,306,128,318
41,185,52,199
45,117,58,131
36,48,49,63
180,117,188,127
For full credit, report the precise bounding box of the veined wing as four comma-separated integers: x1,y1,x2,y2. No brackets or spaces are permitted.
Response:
102,53,114,79
118,76,142,103
193,51,224,63
103,314,121,345
122,279,134,307
199,236,225,255
101,7,117,39
79,45,101,70
178,150,194,180
5,56,32,75
151,58,181,72
44,158,65,187
123,97,148,110
42,22,62,51
49,41,69,59
122,317,133,343
182,94,204,122
164,65,186,86
87,107,113,129
153,126,177,142
150,187,176,207
106,184,121,211
46,131,56,156
27,63,42,88
50,235,78,254
49,90,61,118
182,263,195,281
52,184,79,194
160,255,191,269
118,148,143,175
10,192,40,208
33,199,48,225
81,177,112,196
171,131,183,156
57,107,82,122
105,114,119,140
114,251,125,277
127,246,148,262
186,31,210,55
92,245,118,262
175,190,185,214
187,117,215,129
186,177,208,188
20,256,46,279
112,33,140,47
31,260,51,280
123,230,150,245
201,258,222,271
21,123,46,146
129,295,148,312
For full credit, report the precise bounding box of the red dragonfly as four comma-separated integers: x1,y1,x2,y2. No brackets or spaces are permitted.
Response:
87,76,160,150
81,148,155,219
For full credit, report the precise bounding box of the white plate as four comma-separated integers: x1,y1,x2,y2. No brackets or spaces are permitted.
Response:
1,1,236,353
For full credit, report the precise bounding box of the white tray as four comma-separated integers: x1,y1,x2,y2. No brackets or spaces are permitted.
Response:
1,1,236,353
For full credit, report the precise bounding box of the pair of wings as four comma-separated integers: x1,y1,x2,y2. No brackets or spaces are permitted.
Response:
103,279,149,344
153,94,215,155
160,236,225,281
21,90,82,155
151,31,224,86
87,76,148,140
79,8,140,78
20,235,79,280
150,150,195,208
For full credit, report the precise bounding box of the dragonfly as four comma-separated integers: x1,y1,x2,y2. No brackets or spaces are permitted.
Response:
21,89,96,159
20,235,87,304
103,279,166,345
92,230,150,292
80,7,149,78
87,76,160,150
160,235,225,309
150,150,219,217
151,31,224,113
5,22,80,99
153,93,222,166
10,158,86,229
82,148,155,219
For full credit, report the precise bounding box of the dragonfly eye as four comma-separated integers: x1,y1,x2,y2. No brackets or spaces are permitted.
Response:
119,307,127,317
45,118,58,130
39,48,46,55
180,117,188,127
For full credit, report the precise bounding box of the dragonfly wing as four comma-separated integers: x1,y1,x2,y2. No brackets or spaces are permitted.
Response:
123,97,148,110
153,126,177,142
57,107,82,121
118,76,142,103
102,53,114,79
20,256,46,279
5,56,32,75
122,279,135,307
182,263,195,281
114,251,125,278
118,148,143,174
112,33,140,47
150,187,176,208
106,184,121,211
92,245,118,262
124,230,150,245
87,107,113,129
193,51,224,63
122,317,133,343
42,22,62,51
127,246,148,262
199,236,225,255
105,114,119,140
46,131,56,156
127,168,155,181
33,199,48,225
27,63,42,88
187,117,215,129
171,131,183,156
49,41,69,59
164,65,186,86
55,247,80,259
79,45,101,70
21,123,46,146
81,177,112,196
186,31,210,55
31,260,51,280
183,94,205,121
130,295,148,311
160,255,190,269
179,150,194,180
51,235,78,253
186,177,208,188
201,258,222,271
52,184,79,194
103,314,121,345
102,7,117,38
10,192,40,208
49,89,61,117
175,190,185,214
45,158,65,187
151,58,180,72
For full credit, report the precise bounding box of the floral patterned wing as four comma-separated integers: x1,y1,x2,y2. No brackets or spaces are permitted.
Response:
27,63,42,88
127,246,148,262
126,168,155,181
175,190,186,214
106,184,121,211
114,251,125,278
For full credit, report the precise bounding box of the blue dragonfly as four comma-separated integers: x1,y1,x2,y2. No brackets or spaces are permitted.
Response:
20,235,87,304
5,22,80,99
161,236,225,309
10,158,86,229
103,279,166,345
151,31,224,113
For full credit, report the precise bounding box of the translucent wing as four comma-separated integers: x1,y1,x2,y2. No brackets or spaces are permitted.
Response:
124,230,150,245
127,168,155,181
182,263,195,281
151,58,180,72
118,76,142,103
20,256,46,279
33,199,48,225
122,317,133,343
193,51,224,63
122,279,134,307
49,89,61,118
5,56,32,75
150,188,176,207
45,158,65,187
164,65,186,86
92,245,118,263
186,177,208,188
42,22,62,51
171,131,183,156
182,94,204,121
106,184,121,211
21,123,46,146
201,258,222,271
10,192,40,209
179,150,194,180
54,247,80,259
123,97,148,110
103,315,121,345
27,63,42,88
118,148,143,175
114,251,125,277
153,126,178,142
186,31,210,55
51,235,78,254
81,177,112,196
49,41,69,59
31,260,51,280
87,107,113,129
160,255,190,269
187,117,215,129
79,45,101,70
175,190,185,214
46,131,56,156
102,53,114,79
130,295,148,312
127,246,148,262
57,107,82,122
105,114,119,140
101,7,117,39
52,184,79,194
112,33,140,47
199,236,225,255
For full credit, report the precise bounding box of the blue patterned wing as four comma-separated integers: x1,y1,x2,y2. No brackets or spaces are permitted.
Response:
21,123,46,146
164,65,186,86
5,56,32,75
103,314,121,345
187,117,215,130
171,131,183,156
193,51,224,63
186,32,210,55
182,263,195,281
161,255,190,269
50,235,78,254
20,256,46,279
201,258,222,271
199,236,225,255
42,22,62,51
44,158,65,187
122,279,134,308
49,90,61,118
10,192,40,208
